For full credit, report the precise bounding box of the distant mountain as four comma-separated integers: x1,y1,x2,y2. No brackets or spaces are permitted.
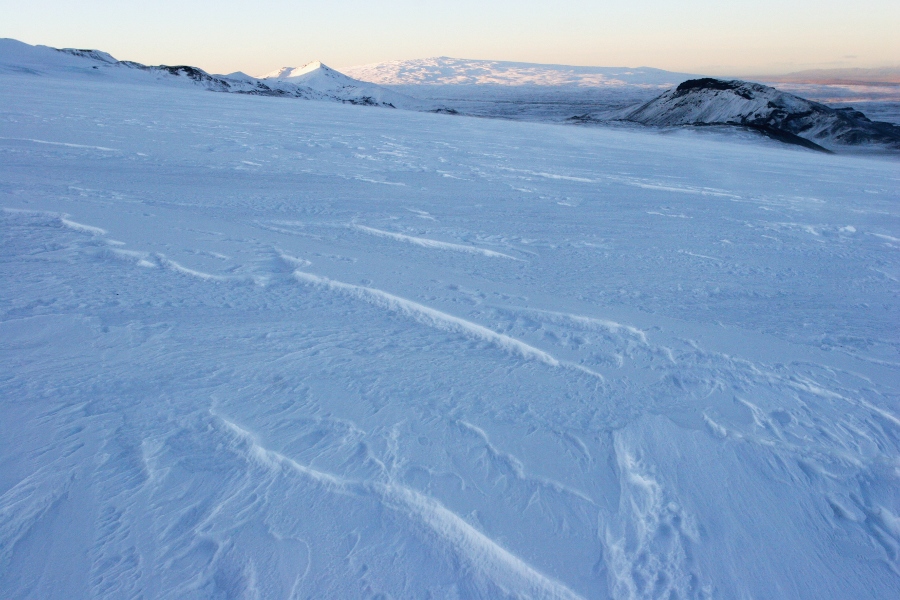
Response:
0,39,414,108
758,66,900,86
341,57,696,122
256,61,416,107
344,57,694,88
623,78,900,152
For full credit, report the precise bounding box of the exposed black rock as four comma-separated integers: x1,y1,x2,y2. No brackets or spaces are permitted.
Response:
675,78,752,99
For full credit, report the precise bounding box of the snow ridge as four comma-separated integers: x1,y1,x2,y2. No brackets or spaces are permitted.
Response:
351,224,519,259
292,270,560,367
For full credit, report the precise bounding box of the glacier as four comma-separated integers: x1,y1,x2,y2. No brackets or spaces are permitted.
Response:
1,47,899,599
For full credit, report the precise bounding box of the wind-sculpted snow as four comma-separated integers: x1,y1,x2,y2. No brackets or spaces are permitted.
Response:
350,224,519,259
217,415,584,599
1,66,899,599
292,270,562,367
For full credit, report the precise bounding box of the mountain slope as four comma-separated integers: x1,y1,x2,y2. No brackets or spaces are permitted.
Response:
258,61,418,108
624,78,900,151
0,38,412,108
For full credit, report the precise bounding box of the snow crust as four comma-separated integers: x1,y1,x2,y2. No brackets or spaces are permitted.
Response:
1,54,900,599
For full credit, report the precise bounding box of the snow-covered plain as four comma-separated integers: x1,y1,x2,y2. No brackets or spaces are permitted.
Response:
1,66,899,600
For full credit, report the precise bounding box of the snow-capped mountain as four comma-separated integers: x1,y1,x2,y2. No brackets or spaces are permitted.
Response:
624,77,900,151
341,57,695,122
344,56,693,88
0,38,414,108
256,60,418,108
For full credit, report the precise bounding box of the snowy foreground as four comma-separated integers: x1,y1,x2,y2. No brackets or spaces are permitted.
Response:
1,72,899,599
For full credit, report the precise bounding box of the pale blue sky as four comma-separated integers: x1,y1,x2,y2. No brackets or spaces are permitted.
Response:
2,0,897,76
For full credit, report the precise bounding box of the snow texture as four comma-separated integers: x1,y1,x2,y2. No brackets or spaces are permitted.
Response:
1,42,900,600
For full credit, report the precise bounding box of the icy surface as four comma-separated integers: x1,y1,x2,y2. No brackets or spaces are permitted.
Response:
1,67,899,600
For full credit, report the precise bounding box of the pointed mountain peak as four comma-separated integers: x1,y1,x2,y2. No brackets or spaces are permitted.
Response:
259,61,334,80
259,66,295,79
295,60,326,75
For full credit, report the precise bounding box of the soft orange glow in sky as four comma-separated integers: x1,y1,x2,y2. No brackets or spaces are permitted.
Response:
1,0,898,76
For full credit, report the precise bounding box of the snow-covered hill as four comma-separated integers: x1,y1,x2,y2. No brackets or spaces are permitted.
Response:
624,77,900,151
0,38,414,108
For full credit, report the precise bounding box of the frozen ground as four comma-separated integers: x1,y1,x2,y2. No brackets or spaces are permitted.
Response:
1,71,899,599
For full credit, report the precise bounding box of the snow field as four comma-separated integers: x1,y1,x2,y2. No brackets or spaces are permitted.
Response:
1,72,899,598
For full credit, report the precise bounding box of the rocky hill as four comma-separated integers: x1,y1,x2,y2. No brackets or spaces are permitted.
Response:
623,78,900,151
